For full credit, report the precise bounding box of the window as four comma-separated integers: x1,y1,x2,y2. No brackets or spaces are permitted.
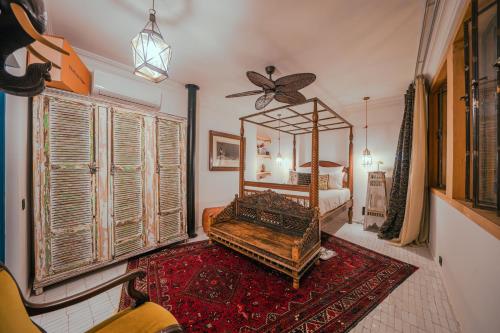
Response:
464,0,499,213
429,67,447,190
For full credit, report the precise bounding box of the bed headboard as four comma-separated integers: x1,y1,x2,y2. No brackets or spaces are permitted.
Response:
299,161,349,188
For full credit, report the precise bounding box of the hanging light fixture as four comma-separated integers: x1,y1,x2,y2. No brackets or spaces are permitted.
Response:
361,96,373,167
276,113,283,166
131,0,172,83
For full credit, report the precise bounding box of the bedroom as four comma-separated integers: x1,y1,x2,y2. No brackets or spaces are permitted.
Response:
0,0,499,332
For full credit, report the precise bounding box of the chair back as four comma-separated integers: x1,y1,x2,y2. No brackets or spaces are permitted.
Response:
0,264,42,333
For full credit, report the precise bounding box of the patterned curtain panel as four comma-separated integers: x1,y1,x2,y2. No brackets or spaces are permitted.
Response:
378,84,415,240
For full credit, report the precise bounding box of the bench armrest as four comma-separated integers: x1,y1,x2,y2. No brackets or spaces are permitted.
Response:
203,206,225,233
292,210,320,259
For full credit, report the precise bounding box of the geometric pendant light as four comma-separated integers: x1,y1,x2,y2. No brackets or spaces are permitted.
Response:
131,0,172,83
361,96,373,167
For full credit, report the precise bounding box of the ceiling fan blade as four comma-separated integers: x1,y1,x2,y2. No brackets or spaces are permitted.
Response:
274,91,306,105
255,92,275,110
275,73,316,92
247,71,275,90
226,90,263,98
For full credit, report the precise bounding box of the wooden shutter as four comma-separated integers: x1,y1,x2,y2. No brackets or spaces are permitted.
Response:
45,98,96,274
157,118,184,243
111,110,145,257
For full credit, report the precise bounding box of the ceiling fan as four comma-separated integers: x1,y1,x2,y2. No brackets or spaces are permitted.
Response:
226,66,316,110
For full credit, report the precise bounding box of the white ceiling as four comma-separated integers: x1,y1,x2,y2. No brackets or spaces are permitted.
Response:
46,0,425,111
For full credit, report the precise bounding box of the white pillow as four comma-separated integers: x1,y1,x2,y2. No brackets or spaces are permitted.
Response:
327,166,344,189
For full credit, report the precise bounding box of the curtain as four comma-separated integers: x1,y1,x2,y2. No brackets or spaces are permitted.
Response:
378,84,415,240
378,77,429,245
397,76,428,246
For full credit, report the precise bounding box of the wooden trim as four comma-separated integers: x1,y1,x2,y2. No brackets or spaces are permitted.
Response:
431,188,500,240
244,181,310,192
5,265,148,316
208,130,243,172
348,126,354,198
321,199,353,221
310,100,319,209
293,135,296,171
239,122,245,196
446,39,466,200
300,160,343,168
239,97,353,135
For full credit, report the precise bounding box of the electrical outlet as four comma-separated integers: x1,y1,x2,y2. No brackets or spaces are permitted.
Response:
362,206,365,215
438,256,443,266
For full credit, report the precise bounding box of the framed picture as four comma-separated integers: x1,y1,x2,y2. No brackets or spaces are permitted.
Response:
209,130,244,171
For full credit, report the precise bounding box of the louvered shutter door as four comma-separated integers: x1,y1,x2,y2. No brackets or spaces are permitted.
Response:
112,110,145,257
46,98,96,274
157,118,183,242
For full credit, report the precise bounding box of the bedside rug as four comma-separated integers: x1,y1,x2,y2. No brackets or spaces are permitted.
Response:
120,233,417,333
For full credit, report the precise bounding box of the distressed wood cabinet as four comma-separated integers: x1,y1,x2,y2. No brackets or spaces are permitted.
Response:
32,89,187,294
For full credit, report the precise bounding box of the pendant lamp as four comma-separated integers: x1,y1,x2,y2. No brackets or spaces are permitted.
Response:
131,0,172,83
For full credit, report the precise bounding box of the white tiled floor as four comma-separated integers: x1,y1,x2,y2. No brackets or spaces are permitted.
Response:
30,223,460,333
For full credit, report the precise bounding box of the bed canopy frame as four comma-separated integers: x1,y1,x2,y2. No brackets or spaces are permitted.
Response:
238,97,354,221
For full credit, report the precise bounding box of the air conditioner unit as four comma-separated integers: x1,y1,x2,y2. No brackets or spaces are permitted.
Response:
92,70,162,109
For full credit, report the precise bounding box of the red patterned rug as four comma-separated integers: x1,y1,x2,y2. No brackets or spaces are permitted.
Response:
120,233,417,332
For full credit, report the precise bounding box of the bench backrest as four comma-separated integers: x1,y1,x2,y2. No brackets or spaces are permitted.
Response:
235,191,314,237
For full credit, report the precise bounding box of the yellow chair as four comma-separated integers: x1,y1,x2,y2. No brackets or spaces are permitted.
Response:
0,263,183,333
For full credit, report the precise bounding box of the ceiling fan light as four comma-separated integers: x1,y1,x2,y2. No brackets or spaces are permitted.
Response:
131,10,172,83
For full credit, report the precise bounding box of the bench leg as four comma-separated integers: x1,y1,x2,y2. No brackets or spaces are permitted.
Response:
208,239,213,245
292,272,299,289
315,258,320,266
348,207,353,224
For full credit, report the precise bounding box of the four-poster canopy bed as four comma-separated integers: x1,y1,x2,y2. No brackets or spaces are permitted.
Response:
238,97,354,223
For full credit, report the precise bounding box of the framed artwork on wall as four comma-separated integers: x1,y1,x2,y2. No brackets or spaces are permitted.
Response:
209,130,243,171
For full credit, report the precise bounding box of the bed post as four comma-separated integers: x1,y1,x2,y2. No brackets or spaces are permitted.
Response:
239,119,245,198
310,99,319,209
293,134,297,171
348,126,354,223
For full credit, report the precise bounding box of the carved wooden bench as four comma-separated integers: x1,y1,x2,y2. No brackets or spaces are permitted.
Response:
208,191,321,289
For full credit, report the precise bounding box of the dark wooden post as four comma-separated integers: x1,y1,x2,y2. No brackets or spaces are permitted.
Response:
293,134,297,171
310,99,319,209
239,120,245,198
348,126,354,223
185,84,199,238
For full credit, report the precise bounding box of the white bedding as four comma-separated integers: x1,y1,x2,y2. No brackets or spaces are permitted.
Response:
317,189,351,215
245,187,350,215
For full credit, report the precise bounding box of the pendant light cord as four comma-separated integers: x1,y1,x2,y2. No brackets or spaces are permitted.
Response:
364,98,368,150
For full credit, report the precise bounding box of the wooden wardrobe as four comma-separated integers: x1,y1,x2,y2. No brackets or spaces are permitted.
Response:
31,89,187,294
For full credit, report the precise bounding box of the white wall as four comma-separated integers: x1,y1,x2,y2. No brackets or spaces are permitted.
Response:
429,194,500,333
4,49,31,296
196,93,250,224
348,97,404,222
